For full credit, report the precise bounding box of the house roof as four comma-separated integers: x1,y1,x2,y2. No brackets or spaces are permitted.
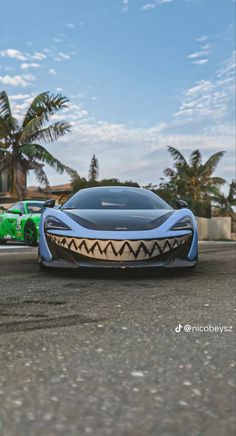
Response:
0,183,73,205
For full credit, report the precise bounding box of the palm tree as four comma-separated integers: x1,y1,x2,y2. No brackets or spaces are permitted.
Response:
163,146,226,201
212,180,236,217
0,90,74,199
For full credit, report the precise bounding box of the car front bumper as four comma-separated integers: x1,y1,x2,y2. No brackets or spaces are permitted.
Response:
39,223,198,270
39,256,198,269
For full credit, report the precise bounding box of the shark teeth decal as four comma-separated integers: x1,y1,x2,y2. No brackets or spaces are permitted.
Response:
47,234,191,262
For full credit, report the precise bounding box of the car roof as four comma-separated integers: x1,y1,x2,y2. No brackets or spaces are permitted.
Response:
78,186,144,191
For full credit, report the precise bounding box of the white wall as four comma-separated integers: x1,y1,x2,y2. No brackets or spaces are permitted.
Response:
197,217,232,240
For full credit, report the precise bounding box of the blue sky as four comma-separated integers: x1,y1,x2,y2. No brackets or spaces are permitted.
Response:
0,0,235,187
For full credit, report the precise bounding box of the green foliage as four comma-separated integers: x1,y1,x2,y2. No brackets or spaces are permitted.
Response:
0,90,73,199
71,155,139,193
212,180,236,217
88,154,99,182
157,146,226,217
71,172,139,194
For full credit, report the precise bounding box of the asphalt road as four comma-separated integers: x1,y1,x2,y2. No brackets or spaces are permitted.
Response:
0,243,235,436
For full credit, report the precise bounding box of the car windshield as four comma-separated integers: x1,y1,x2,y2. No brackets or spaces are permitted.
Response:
62,188,172,210
26,202,44,214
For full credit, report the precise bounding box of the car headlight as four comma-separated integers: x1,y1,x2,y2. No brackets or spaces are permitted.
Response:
170,216,193,230
45,216,71,230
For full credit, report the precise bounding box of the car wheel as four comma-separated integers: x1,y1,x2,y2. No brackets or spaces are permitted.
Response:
24,220,38,246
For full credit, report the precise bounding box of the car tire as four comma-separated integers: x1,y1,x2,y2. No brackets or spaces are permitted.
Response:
24,220,38,246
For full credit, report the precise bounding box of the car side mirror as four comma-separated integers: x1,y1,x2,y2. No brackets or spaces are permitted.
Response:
43,199,55,208
175,199,188,209
10,208,22,215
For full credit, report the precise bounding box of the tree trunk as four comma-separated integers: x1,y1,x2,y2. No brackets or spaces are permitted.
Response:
10,160,27,200
0,162,9,192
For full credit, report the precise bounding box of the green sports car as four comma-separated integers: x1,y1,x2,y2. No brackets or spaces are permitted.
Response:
0,200,45,246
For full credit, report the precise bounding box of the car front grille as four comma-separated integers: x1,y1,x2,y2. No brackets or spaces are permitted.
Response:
47,233,192,262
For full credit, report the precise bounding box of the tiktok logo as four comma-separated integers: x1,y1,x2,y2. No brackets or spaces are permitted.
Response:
175,324,183,333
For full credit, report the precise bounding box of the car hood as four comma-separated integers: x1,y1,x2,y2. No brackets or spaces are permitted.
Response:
62,209,173,231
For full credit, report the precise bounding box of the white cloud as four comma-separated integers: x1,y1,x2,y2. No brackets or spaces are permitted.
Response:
142,3,156,9
64,21,83,28
19,89,233,186
188,50,210,59
53,37,63,43
216,50,236,78
142,0,173,9
122,0,129,11
69,93,85,99
54,52,71,61
32,116,233,185
32,52,46,61
65,23,75,28
186,81,213,96
8,93,36,121
192,59,208,65
58,52,70,59
201,43,211,50
174,52,235,120
188,36,212,66
27,49,233,183
20,62,40,70
0,74,35,87
196,36,208,42
119,132,233,184
0,48,48,66
9,93,31,100
48,68,56,76
0,49,27,61
22,74,35,81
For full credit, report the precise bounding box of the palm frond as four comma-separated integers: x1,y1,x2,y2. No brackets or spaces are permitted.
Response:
0,119,10,140
201,151,225,177
19,116,45,144
164,167,176,177
29,160,50,189
22,92,69,128
208,176,226,185
228,180,236,202
0,91,12,119
0,113,18,138
20,143,74,174
190,149,202,168
0,91,19,133
167,146,188,166
21,121,71,144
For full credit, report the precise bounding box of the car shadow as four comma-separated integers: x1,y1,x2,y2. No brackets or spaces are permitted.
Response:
41,266,198,281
